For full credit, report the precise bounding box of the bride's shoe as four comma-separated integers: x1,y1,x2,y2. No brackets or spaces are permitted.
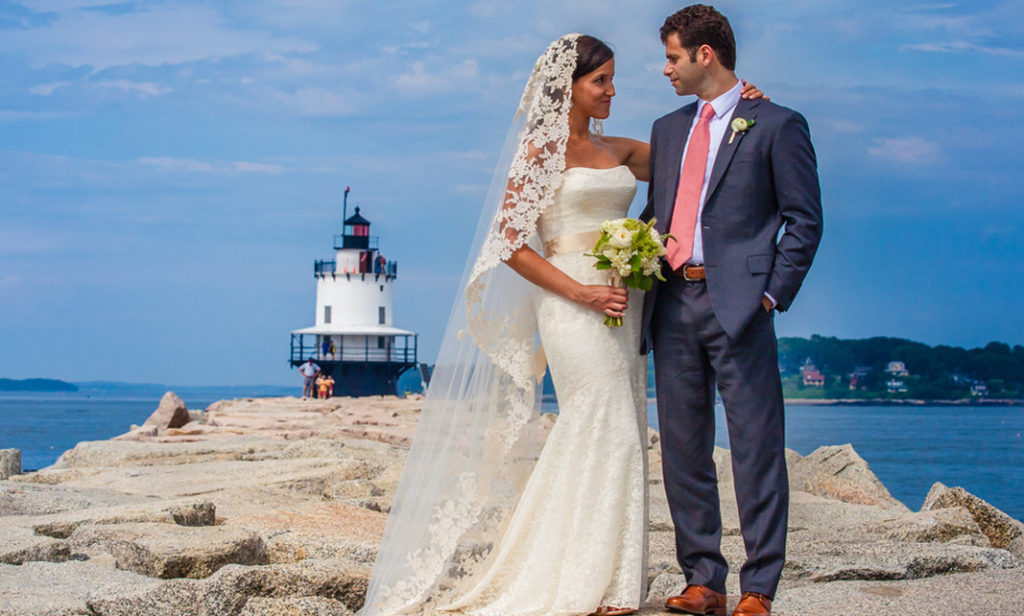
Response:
589,608,637,616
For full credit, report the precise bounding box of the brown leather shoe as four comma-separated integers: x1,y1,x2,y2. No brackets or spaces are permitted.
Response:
665,585,726,615
732,592,772,616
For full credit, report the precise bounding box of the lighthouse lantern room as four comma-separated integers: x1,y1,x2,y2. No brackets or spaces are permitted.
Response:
289,188,418,396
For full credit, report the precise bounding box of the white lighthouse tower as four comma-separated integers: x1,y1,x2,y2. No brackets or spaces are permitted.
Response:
289,188,418,396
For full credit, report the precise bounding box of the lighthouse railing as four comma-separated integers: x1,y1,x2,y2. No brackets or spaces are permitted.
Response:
314,260,335,276
290,333,417,364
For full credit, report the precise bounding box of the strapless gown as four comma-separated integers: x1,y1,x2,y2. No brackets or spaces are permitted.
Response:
442,165,649,616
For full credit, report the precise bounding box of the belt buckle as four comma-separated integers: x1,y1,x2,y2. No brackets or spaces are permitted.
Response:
681,264,701,282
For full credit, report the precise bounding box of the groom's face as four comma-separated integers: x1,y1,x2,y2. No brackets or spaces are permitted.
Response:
663,33,702,96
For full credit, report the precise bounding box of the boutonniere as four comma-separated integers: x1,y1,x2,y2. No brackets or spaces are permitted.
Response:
729,117,755,144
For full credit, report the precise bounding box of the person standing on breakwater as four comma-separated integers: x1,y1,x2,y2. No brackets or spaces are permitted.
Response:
358,30,768,616
641,7,822,615
299,357,320,399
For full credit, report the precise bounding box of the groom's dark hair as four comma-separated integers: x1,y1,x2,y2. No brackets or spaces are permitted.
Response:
660,5,736,71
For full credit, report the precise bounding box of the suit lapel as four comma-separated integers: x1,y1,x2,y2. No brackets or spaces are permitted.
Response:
703,97,760,209
657,103,697,230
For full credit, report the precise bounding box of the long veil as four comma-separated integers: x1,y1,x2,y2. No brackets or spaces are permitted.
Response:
358,34,583,616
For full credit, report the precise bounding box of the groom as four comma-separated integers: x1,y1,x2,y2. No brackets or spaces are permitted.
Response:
640,5,823,616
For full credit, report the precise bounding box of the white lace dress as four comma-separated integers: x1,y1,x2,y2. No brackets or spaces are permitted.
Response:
442,165,649,616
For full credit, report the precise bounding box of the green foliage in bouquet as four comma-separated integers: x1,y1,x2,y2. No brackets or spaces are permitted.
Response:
587,217,674,326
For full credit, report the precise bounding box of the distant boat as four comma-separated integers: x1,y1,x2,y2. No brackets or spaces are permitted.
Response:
289,187,419,396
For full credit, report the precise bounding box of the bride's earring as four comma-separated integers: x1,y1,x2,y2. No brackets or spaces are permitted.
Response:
590,118,604,136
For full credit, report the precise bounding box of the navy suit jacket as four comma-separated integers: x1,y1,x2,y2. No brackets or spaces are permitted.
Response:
640,97,823,350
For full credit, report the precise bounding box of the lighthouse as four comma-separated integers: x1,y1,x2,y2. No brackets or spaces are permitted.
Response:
289,188,418,396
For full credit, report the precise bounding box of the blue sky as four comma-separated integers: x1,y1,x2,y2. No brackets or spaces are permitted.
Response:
1,0,1022,386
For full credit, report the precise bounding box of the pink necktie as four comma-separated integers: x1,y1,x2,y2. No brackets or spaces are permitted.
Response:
667,103,716,270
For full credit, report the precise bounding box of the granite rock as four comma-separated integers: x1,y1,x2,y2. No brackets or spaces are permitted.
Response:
84,559,370,616
0,449,21,479
0,482,145,517
27,499,215,539
922,482,1024,557
225,502,385,566
770,568,1024,616
0,559,161,616
239,596,354,616
68,522,267,579
857,506,989,545
0,524,71,565
783,538,1018,582
790,444,907,510
143,392,191,431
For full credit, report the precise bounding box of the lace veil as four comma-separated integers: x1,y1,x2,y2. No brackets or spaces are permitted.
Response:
358,34,583,616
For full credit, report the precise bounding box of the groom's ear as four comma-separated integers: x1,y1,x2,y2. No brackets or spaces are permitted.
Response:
695,44,717,68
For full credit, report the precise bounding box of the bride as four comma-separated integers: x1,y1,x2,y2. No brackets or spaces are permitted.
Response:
358,34,763,616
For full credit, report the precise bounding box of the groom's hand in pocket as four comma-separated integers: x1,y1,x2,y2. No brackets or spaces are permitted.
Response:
761,295,774,313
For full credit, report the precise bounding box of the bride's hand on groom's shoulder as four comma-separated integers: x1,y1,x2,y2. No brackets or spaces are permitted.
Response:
740,80,769,101
573,285,629,318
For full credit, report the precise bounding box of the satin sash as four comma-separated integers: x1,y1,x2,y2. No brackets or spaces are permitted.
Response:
543,230,601,258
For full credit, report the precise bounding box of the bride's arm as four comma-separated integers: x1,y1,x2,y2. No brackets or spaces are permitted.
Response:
603,81,768,183
505,247,628,318
605,137,651,182
497,150,628,318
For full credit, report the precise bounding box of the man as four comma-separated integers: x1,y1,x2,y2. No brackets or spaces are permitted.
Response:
299,357,320,400
640,6,823,616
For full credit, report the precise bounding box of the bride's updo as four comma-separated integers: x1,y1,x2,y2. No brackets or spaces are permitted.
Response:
572,35,613,81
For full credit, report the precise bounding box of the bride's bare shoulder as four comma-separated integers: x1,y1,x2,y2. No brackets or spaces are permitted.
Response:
599,135,649,161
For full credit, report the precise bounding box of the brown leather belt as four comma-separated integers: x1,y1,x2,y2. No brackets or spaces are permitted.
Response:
671,264,706,281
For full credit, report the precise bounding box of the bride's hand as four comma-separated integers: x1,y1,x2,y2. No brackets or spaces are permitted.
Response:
575,285,629,318
740,80,769,101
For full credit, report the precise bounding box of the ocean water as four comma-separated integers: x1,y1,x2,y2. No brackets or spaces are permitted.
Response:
550,399,1024,518
2,391,1021,520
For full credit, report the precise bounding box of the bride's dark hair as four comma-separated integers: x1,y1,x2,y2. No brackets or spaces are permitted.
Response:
572,35,613,81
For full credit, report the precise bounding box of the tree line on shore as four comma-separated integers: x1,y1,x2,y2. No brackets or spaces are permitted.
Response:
778,335,1024,400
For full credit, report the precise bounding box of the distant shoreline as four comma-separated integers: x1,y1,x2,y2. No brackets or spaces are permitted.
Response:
0,378,77,393
785,397,1024,407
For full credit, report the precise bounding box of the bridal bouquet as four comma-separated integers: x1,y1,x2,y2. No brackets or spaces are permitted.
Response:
588,218,673,327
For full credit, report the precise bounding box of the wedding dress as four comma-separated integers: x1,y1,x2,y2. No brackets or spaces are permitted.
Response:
358,35,648,616
440,164,649,616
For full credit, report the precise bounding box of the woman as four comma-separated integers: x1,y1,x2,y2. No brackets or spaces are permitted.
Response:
359,34,763,616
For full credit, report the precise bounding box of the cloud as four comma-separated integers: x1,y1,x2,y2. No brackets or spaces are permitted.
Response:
95,80,171,96
234,161,285,174
395,59,478,95
138,157,286,174
0,4,317,70
29,81,73,95
867,137,942,164
901,41,1024,57
138,157,214,172
268,86,355,116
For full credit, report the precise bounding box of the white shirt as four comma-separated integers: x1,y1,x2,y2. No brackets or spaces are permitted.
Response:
679,80,778,308
680,79,742,265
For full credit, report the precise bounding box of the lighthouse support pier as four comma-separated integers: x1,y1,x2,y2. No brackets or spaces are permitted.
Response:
289,330,417,397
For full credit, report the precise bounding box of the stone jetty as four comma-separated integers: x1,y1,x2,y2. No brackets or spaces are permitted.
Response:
1,393,1021,615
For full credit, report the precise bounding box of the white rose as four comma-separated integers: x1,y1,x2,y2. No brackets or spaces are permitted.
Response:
641,256,659,276
610,227,633,249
